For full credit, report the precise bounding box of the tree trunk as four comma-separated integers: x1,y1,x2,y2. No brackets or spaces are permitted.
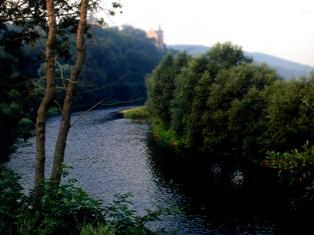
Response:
33,0,56,202
50,0,89,185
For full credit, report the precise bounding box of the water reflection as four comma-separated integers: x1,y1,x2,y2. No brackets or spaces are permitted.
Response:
146,139,282,234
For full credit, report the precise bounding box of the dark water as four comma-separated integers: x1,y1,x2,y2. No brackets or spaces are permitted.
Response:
6,107,312,234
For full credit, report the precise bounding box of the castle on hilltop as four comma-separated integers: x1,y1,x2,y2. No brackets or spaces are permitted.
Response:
147,25,165,49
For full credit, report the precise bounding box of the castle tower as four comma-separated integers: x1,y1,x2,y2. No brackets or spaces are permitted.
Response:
147,25,165,49
155,25,164,48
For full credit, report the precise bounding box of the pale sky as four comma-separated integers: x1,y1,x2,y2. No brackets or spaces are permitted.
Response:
102,0,314,66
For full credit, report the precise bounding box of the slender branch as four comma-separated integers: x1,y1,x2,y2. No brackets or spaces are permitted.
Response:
71,98,106,127
54,100,63,113
34,0,57,203
56,60,67,89
70,97,145,127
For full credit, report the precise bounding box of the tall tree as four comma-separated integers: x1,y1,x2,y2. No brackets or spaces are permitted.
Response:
34,0,57,202
50,0,89,185
146,54,174,127
170,55,208,137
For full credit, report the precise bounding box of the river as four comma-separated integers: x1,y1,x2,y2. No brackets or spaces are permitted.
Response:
6,107,309,234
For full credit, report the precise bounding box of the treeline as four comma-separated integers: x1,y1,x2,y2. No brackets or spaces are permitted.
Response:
0,24,165,160
0,26,36,160
146,43,314,201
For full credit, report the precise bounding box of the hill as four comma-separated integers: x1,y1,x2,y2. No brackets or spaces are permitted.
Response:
74,25,166,109
246,52,313,79
31,25,166,110
168,44,313,79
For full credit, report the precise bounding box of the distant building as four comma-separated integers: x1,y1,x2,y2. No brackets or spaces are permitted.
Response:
147,25,165,49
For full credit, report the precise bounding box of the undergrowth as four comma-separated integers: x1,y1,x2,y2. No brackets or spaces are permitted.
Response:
0,166,175,235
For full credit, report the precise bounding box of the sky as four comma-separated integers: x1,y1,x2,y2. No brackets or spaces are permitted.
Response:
102,0,314,66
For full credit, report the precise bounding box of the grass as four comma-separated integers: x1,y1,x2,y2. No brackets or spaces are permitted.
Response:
79,223,115,235
120,106,148,121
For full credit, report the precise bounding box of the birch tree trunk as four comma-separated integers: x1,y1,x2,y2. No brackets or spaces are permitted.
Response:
50,0,89,185
33,0,56,202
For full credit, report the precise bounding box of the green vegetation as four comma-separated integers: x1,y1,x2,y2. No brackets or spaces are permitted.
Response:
0,166,22,234
79,223,115,235
16,181,103,235
121,106,149,120
0,166,168,235
146,42,314,203
266,142,314,202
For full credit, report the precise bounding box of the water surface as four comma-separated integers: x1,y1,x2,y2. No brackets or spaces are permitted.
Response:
7,107,309,234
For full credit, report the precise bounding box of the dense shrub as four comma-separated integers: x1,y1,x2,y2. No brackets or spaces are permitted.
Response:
147,42,314,158
15,179,104,235
79,223,115,235
104,193,163,235
0,47,34,161
266,142,314,202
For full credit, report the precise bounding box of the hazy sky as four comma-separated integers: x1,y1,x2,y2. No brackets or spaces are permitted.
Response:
103,0,314,66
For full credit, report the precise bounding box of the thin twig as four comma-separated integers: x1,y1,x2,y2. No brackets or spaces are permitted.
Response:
70,98,107,127
54,99,63,113
70,97,145,127
56,60,67,89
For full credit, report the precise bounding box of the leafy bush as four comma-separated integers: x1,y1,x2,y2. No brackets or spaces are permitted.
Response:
104,193,167,235
0,166,170,235
0,43,34,161
150,120,186,151
266,142,314,202
16,179,104,235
